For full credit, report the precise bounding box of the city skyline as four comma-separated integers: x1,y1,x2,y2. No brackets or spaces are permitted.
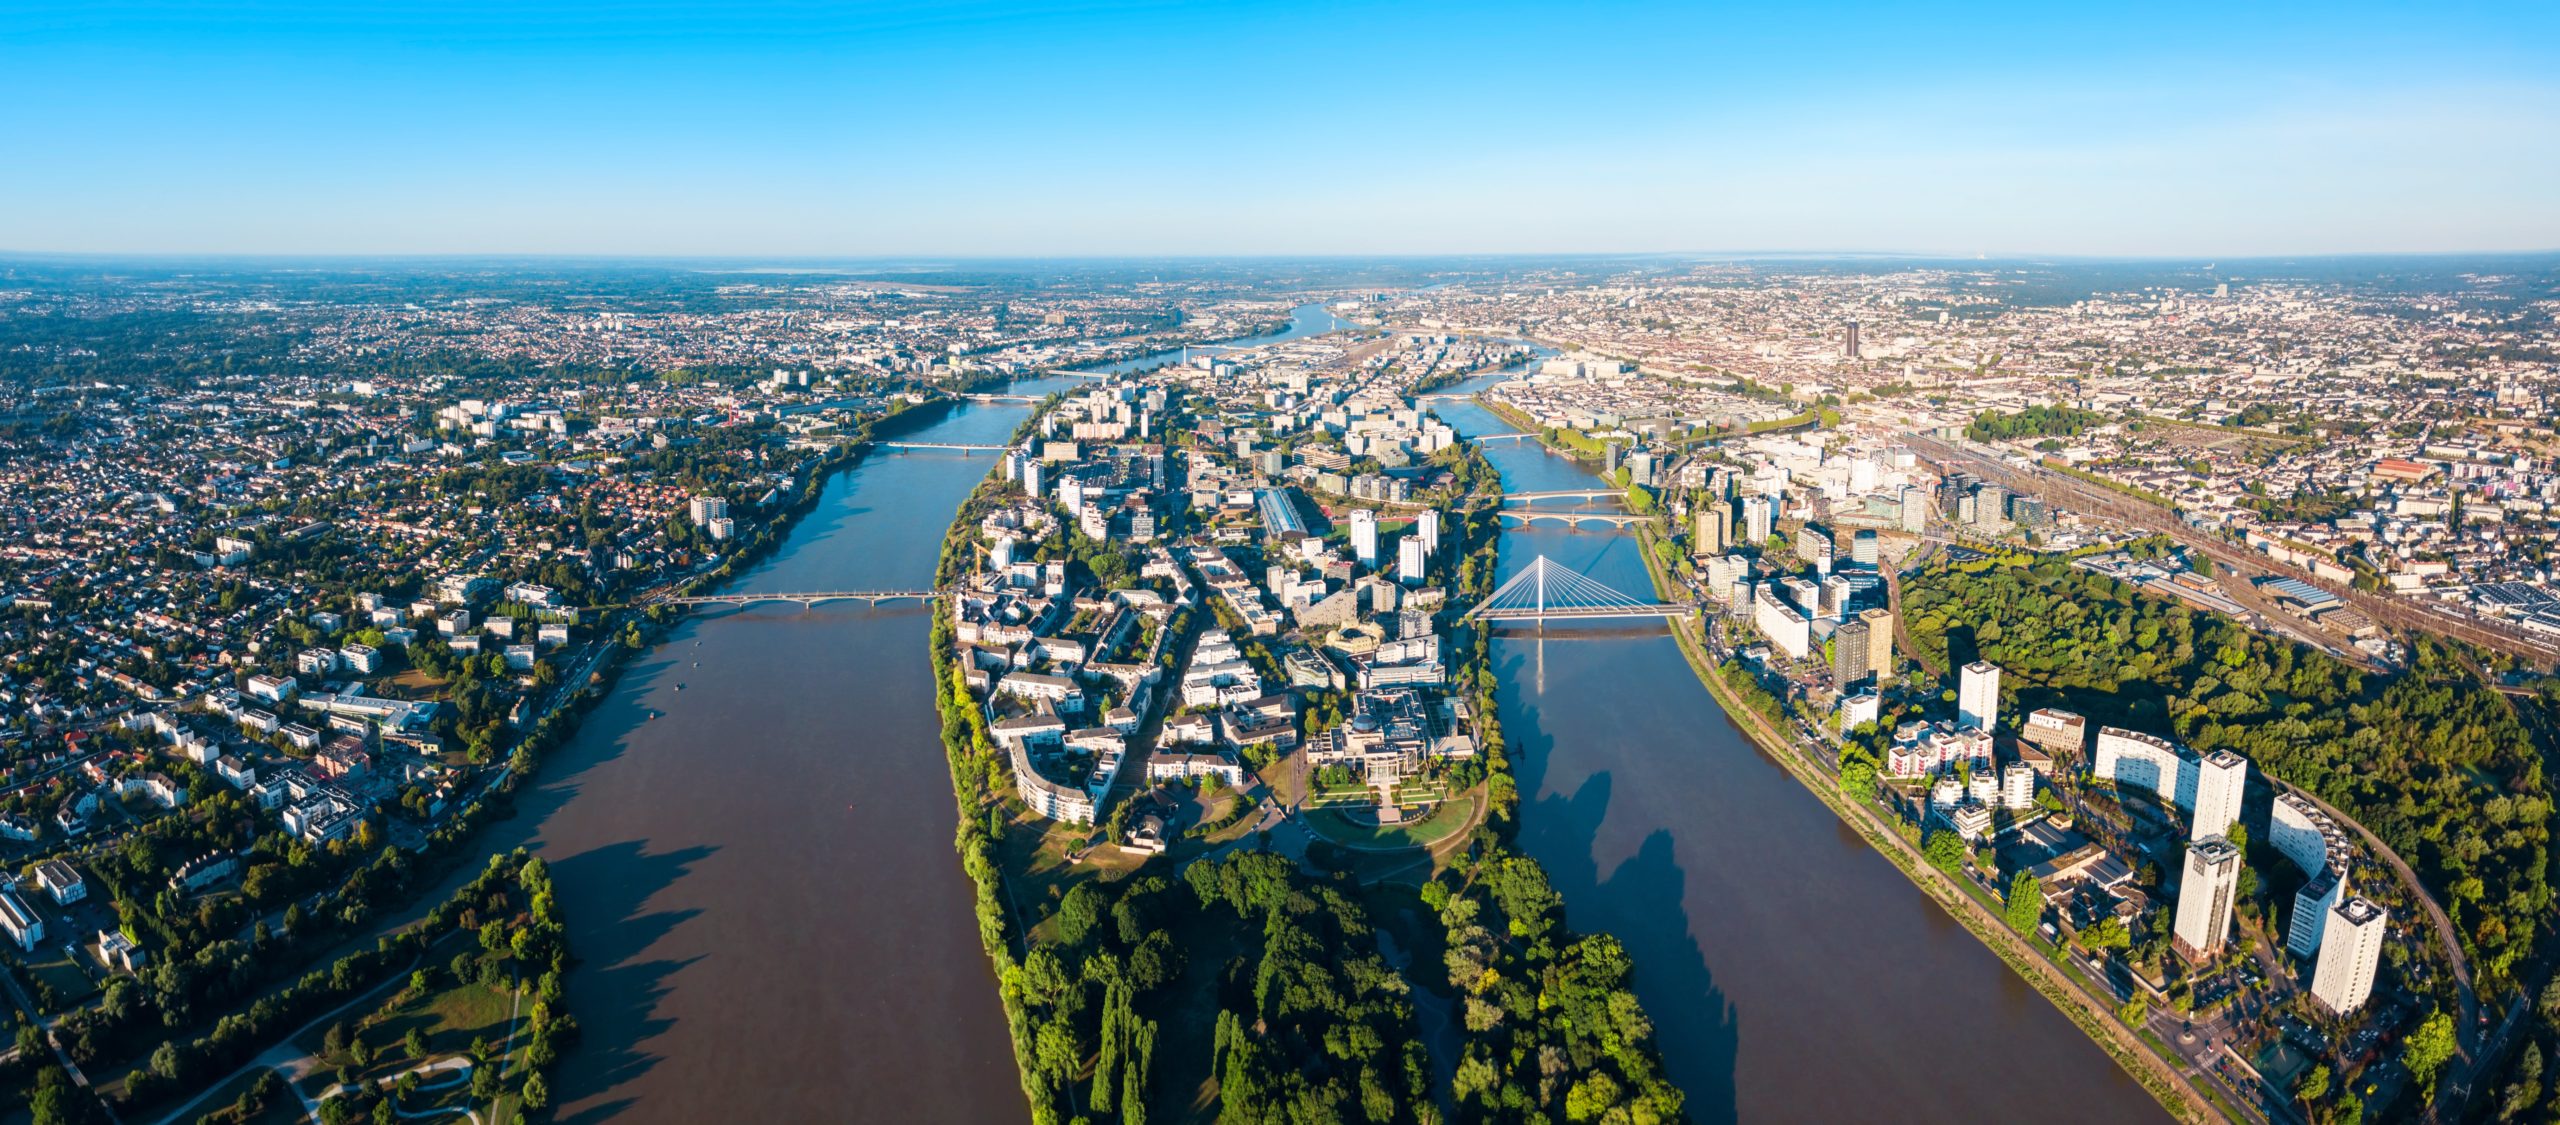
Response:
6,0,2558,257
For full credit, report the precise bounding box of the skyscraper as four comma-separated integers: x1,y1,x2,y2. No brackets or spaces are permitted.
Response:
1834,616,1875,686
1958,661,2001,732
1397,534,1427,586
2174,836,2243,960
1697,502,1730,554
1858,607,1896,683
1350,509,1378,565
2310,897,2387,1015
1415,509,1442,559
1844,320,1862,360
2190,749,2248,842
1741,495,1773,544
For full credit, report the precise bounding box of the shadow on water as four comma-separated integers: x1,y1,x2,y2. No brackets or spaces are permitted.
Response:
544,839,716,1117
1500,644,1742,1125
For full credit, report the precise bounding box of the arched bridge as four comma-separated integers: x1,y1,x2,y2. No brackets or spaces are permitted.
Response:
1500,489,1623,503
1498,511,1651,529
957,394,1043,404
1463,555,1693,622
667,589,946,608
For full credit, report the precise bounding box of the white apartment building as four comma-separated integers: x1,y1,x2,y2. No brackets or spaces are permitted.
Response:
2310,897,2388,1015
1350,509,1378,565
1754,586,1811,660
2190,749,2248,842
1958,661,2001,732
2093,726,2187,804
1398,534,1428,586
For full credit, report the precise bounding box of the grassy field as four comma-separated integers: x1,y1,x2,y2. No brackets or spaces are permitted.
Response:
177,1067,305,1125
999,808,1150,938
294,974,517,1097
1303,794,1478,850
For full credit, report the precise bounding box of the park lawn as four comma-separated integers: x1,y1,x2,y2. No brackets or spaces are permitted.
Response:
1000,807,1151,938
385,668,449,695
292,974,519,1098
181,1066,304,1125
1303,793,1479,850
25,948,99,1007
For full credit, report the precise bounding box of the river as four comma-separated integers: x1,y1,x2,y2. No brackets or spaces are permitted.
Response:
1429,369,2167,1123
499,308,1342,1123
499,305,2158,1123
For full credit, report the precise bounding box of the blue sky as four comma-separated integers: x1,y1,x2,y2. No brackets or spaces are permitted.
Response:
4,1,2556,256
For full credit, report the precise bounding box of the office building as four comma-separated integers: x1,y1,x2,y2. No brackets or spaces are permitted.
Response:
2190,749,2248,841
1350,509,1379,565
2310,897,2387,1015
2173,836,2243,960
1958,661,2001,732
1850,529,1879,567
1844,319,1862,359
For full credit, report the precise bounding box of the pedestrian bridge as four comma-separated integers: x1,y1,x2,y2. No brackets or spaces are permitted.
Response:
1463,555,1692,622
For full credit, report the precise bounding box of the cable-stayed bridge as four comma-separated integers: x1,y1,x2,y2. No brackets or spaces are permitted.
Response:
1462,555,1691,622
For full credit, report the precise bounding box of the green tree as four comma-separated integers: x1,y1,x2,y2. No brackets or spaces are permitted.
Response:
1923,829,1967,874
2295,1062,2329,1104
2004,871,2042,933
2404,1009,2458,1092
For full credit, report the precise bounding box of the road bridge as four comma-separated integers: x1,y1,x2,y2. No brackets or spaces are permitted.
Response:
666,590,944,608
1497,511,1651,529
1470,432,1538,443
956,393,1043,404
1499,489,1622,503
875,442,1008,452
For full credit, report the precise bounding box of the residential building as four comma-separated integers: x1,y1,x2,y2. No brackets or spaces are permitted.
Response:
1957,660,2000,732
36,860,86,905
2190,749,2248,842
0,891,42,952
2174,836,2243,960
2310,897,2387,1015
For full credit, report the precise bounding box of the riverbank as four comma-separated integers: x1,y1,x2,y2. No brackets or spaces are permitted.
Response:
1628,530,2217,1122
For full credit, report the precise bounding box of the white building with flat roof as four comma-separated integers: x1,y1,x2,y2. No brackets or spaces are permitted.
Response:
2190,749,2248,842
2311,897,2387,1015
1958,661,2000,732
1754,586,1811,660
2094,726,2187,804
